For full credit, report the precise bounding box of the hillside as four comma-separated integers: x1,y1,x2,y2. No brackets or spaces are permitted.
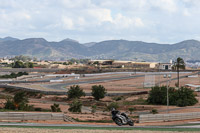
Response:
0,37,200,62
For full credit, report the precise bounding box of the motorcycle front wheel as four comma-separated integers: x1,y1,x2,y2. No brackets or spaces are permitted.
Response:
114,118,123,126
128,120,134,126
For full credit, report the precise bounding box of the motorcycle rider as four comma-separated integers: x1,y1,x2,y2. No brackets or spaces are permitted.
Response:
111,108,128,118
111,108,134,126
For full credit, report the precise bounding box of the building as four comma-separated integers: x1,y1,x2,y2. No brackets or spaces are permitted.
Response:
157,63,173,70
89,60,158,69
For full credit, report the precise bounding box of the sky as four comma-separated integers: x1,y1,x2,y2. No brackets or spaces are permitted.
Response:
0,0,200,43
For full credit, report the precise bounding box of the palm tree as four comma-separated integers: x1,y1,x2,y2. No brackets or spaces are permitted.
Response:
173,57,185,88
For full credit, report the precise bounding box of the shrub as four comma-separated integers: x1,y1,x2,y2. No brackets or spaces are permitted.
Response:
68,99,82,113
51,103,61,112
22,104,34,111
113,96,124,101
35,108,42,111
128,107,136,114
91,85,107,101
150,109,158,114
0,72,28,79
91,105,97,114
67,85,85,99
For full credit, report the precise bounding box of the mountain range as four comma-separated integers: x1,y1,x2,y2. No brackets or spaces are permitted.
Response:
0,37,200,62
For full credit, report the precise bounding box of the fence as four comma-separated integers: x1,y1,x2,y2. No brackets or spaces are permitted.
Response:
0,112,74,122
139,112,200,123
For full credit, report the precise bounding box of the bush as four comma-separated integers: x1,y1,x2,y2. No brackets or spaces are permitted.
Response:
91,105,97,114
51,103,61,112
128,107,136,114
91,85,107,101
67,85,85,99
22,104,34,111
0,72,28,79
147,86,198,107
68,99,82,113
150,109,158,114
4,92,34,111
107,102,119,111
35,107,42,111
112,96,124,101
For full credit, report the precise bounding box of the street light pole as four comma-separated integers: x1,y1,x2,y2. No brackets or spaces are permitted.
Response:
164,74,171,114
158,62,160,87
167,79,169,113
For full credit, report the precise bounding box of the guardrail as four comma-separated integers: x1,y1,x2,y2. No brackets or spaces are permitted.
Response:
0,84,68,95
0,112,74,122
139,112,200,123
0,68,64,72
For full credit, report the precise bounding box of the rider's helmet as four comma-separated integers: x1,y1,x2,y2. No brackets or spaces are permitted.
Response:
111,108,116,111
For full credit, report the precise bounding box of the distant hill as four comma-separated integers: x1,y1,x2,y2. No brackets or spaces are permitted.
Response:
0,37,200,62
83,42,96,47
0,37,19,42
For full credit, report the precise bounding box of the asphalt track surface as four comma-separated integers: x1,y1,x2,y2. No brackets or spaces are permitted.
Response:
42,71,194,91
42,74,145,91
0,122,200,129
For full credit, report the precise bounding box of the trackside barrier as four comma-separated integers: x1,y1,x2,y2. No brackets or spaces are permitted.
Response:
0,112,75,122
139,112,200,123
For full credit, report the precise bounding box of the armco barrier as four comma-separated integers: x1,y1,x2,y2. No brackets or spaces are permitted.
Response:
0,112,75,122
139,112,200,123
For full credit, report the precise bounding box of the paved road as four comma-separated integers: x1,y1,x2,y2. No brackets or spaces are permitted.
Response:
42,74,145,91
0,122,200,129
43,71,195,91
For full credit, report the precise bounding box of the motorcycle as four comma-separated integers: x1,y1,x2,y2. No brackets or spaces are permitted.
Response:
111,108,134,126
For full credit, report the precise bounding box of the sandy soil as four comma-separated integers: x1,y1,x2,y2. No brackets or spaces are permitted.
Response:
0,128,196,133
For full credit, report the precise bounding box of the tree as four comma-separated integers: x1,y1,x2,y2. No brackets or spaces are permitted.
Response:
147,86,168,105
4,98,15,110
67,85,85,99
13,61,25,68
173,57,185,88
176,87,198,107
147,86,198,107
25,62,34,68
13,92,28,110
91,85,107,101
4,92,33,111
12,55,31,62
68,99,82,113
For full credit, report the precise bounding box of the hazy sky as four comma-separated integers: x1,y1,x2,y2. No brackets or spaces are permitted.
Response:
0,0,200,43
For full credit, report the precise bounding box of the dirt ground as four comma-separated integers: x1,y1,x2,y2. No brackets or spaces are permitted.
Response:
1,72,200,128
1,128,195,133
79,72,198,93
